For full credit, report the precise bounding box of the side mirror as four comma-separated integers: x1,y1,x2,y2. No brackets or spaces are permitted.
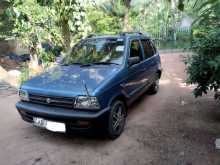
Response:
128,57,140,66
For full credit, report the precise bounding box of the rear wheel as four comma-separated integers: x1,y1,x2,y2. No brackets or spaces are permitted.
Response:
148,79,159,95
106,100,126,139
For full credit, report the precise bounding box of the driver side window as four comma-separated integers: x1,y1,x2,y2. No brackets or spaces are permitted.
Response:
130,40,143,61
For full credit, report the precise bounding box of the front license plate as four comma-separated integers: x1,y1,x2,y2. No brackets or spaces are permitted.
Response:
33,117,66,133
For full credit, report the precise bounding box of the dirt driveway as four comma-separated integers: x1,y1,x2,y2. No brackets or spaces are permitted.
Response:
0,52,220,165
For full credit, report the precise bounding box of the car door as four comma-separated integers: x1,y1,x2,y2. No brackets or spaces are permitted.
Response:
140,39,158,86
123,39,146,98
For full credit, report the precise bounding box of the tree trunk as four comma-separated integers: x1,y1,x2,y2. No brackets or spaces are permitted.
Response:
123,7,131,32
171,0,177,41
61,20,71,52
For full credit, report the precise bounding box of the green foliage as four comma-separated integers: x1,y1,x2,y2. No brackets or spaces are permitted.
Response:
6,0,89,65
87,6,122,34
176,31,191,42
20,66,30,84
131,0,187,41
37,48,55,66
101,0,125,18
185,0,220,98
54,0,89,50
10,0,58,65
186,27,220,97
37,0,53,6
99,0,132,31
13,0,52,46
0,0,14,39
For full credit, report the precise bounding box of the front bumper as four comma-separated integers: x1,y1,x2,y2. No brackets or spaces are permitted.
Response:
16,101,110,129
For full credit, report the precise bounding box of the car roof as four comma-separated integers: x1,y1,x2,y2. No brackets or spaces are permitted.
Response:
86,32,151,40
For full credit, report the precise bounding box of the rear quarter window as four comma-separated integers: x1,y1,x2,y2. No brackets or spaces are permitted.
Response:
141,39,155,59
150,41,157,54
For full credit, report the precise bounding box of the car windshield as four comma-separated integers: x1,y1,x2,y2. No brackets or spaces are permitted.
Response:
61,37,125,65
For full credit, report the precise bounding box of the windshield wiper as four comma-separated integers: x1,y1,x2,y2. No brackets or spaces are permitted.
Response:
91,62,119,65
72,62,83,65
63,62,119,67
61,62,82,66
62,62,96,67
80,63,92,67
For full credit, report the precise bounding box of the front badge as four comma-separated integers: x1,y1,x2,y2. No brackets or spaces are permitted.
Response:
46,98,51,104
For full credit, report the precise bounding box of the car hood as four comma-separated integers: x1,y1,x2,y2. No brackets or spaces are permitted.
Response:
22,65,120,97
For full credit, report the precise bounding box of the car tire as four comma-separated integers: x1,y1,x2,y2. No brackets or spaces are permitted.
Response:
148,79,159,95
106,100,126,140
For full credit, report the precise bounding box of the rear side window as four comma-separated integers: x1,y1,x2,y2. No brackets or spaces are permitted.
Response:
130,40,143,60
141,40,155,59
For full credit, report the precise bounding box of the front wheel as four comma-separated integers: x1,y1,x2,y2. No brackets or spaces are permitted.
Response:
106,100,126,139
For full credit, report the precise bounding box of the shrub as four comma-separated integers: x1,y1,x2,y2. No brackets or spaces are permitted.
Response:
186,26,220,98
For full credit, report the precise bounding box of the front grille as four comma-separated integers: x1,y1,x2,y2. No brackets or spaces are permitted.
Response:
29,93,75,109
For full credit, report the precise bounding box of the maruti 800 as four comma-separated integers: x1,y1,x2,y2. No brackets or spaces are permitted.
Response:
16,32,162,139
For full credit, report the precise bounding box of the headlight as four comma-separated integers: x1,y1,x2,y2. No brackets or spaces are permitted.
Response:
74,96,100,110
18,89,29,101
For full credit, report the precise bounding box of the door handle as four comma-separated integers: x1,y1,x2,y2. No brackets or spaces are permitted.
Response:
151,61,157,66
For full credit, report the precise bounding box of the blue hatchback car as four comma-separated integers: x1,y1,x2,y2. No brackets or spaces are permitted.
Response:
16,32,162,139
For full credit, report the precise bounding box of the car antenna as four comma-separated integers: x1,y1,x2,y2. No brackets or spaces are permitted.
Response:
82,80,90,96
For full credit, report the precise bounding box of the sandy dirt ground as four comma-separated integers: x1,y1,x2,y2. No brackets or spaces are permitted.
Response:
0,52,220,165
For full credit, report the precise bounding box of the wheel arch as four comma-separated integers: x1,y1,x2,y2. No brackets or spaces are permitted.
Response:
109,94,128,114
157,69,162,79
